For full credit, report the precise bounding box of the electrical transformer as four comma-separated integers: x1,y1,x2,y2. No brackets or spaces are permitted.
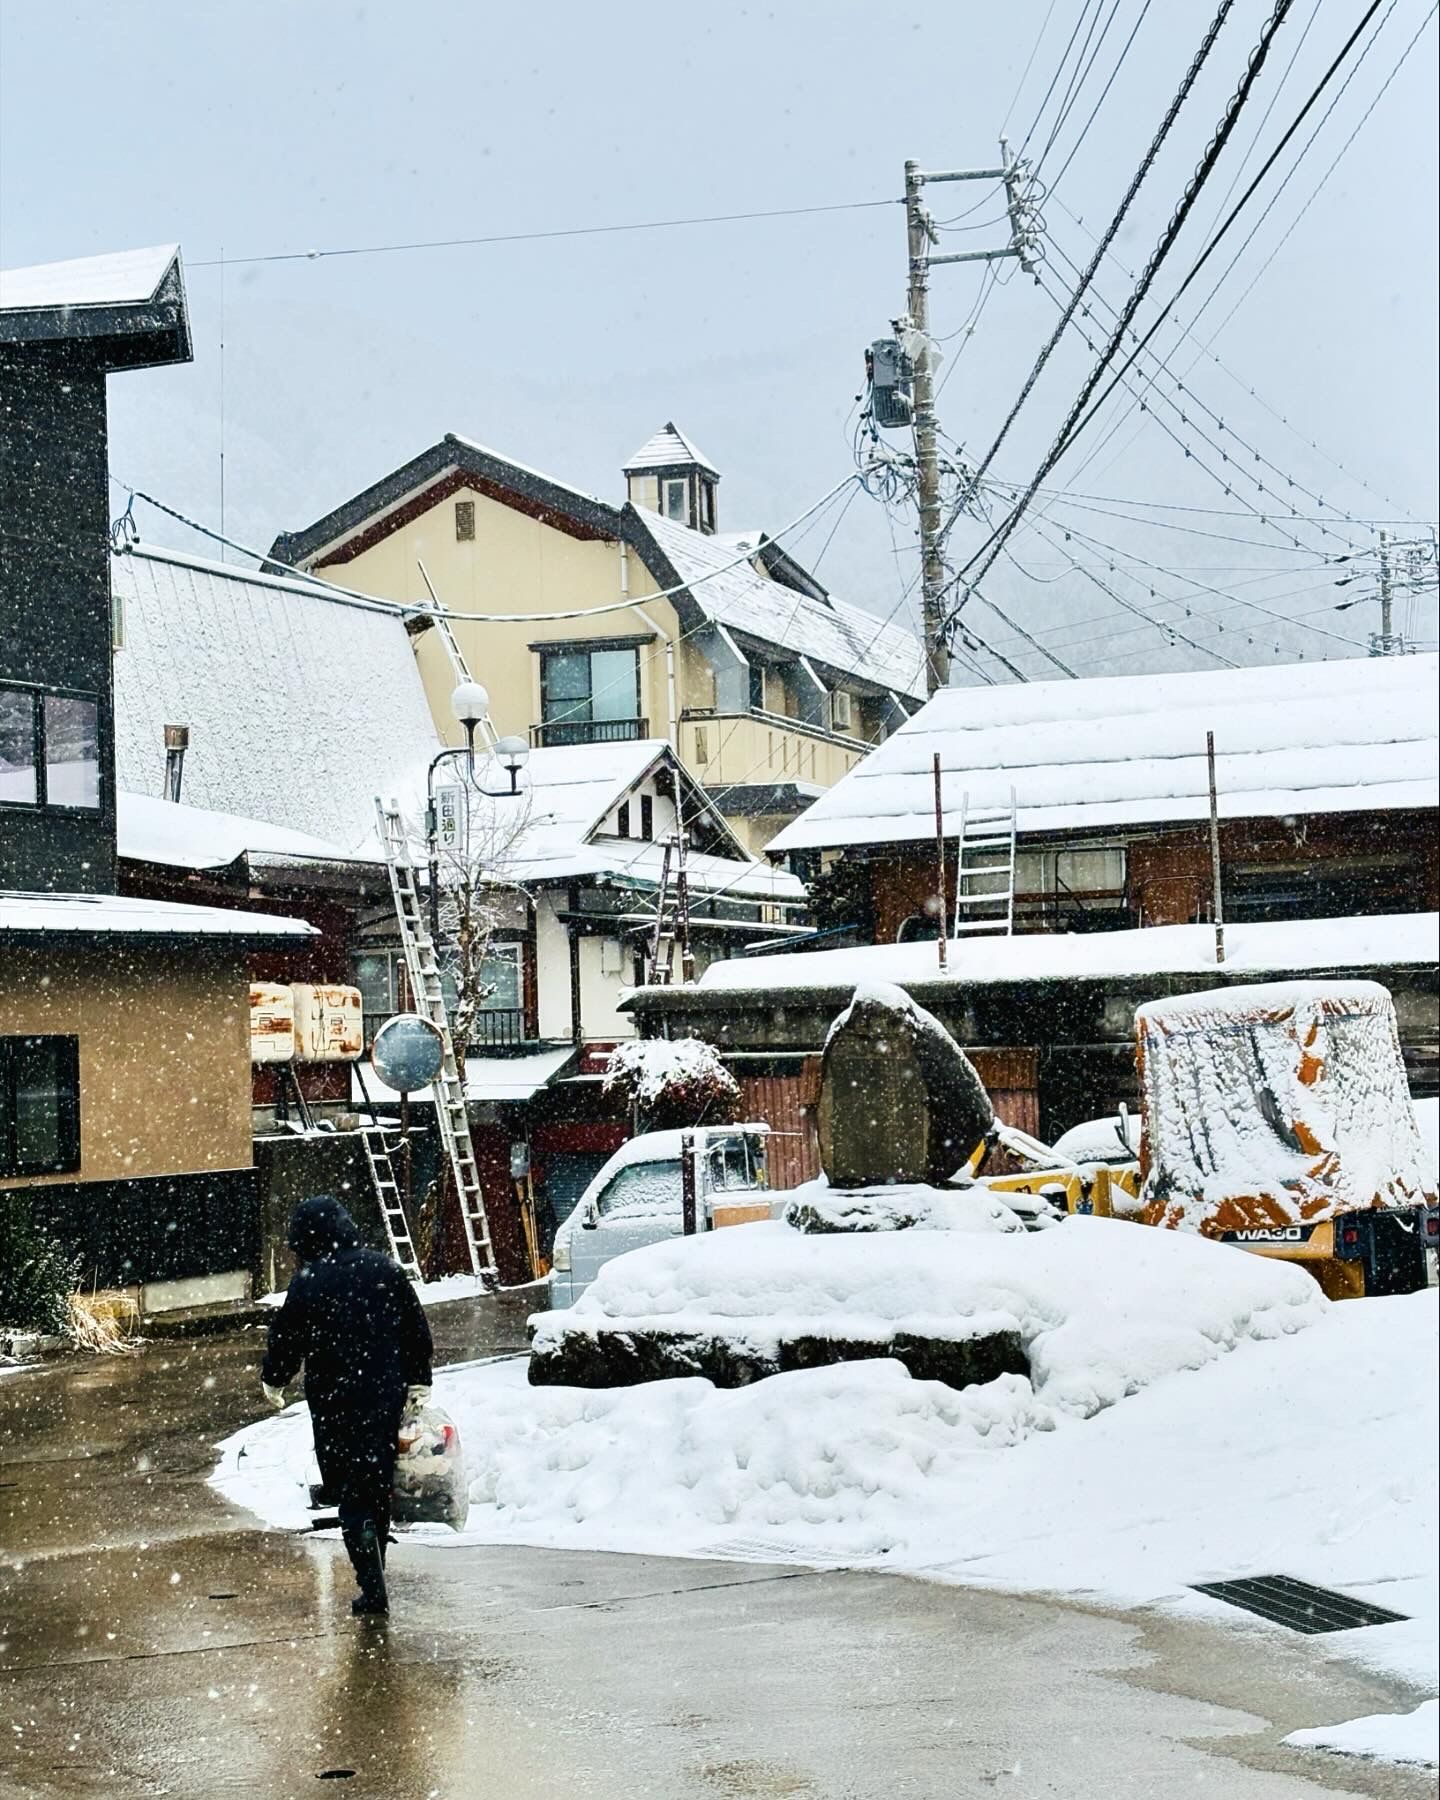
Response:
867,338,914,429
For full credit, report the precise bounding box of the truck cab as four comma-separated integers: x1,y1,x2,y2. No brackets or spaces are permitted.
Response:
546,1124,771,1309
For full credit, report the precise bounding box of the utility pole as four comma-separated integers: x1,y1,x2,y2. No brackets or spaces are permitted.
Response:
897,145,1039,696
905,160,948,696
1376,530,1394,653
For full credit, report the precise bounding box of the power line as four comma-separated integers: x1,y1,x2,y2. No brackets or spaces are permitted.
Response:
1000,0,1063,134
1034,0,1123,175
1062,0,1389,455
954,0,1305,615
189,196,901,270
1049,191,1423,523
958,0,1239,505
1044,0,1158,198
1189,1,1439,361
1017,0,1108,160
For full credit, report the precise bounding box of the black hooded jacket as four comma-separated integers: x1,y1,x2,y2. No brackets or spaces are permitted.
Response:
262,1195,433,1418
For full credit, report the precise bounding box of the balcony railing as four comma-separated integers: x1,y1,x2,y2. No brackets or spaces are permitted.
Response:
364,1007,531,1052
531,716,648,748
467,1008,528,1049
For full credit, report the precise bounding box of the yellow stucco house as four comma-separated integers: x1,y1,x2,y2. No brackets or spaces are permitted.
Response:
267,425,925,856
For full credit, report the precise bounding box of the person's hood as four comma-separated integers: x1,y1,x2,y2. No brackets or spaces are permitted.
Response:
287,1194,360,1261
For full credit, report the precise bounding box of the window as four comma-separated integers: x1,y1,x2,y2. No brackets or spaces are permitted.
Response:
694,726,709,765
0,688,37,805
1,1035,80,1177
475,944,522,1012
748,663,766,713
455,498,475,541
662,477,688,523
539,645,641,743
44,694,100,809
699,479,716,533
0,686,99,811
640,794,654,841
595,1159,682,1218
616,800,630,837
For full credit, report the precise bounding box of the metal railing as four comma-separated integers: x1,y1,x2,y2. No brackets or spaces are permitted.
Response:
531,716,648,748
467,1008,528,1048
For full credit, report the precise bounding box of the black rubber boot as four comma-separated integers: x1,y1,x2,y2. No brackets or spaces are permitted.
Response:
343,1520,389,1617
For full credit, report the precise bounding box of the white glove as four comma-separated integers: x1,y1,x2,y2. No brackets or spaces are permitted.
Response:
405,1384,432,1409
261,1381,287,1411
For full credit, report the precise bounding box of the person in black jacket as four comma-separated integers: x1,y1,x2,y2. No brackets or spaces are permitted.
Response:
261,1194,433,1617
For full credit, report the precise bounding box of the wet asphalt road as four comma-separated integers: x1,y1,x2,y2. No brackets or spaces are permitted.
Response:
0,1300,1433,1800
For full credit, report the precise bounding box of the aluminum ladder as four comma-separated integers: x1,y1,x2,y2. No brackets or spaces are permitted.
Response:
375,797,498,1285
952,788,1017,938
360,1123,423,1280
646,832,695,986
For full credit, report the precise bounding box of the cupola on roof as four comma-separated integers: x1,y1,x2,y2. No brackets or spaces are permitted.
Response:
622,422,720,478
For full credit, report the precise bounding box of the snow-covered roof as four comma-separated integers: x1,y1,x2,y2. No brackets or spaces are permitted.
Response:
0,244,179,312
0,890,316,941
623,422,719,476
770,654,1440,853
631,507,926,701
360,1045,578,1105
117,791,371,872
463,739,806,902
688,912,1440,995
111,544,442,856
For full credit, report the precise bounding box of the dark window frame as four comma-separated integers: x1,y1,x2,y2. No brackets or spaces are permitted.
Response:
640,794,654,841
0,1034,81,1177
0,680,102,816
539,643,642,727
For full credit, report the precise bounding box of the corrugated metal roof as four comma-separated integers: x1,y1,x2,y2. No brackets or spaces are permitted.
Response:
633,507,926,699
111,544,443,857
623,422,719,476
769,653,1440,852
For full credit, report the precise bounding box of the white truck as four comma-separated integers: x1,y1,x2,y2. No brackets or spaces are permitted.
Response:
545,1123,772,1308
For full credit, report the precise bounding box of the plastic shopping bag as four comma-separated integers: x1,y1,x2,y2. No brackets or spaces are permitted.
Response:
392,1401,469,1530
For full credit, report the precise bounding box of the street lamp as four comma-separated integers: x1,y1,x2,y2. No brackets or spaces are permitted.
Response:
493,734,530,795
426,680,524,944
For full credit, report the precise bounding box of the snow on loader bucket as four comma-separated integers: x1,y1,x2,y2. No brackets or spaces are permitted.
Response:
1134,979,1435,1299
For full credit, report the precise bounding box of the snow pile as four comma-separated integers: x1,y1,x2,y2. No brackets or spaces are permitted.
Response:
214,1289,1437,1701
533,1217,1323,1416
782,1178,1024,1235
1139,980,1433,1230
1284,1698,1438,1768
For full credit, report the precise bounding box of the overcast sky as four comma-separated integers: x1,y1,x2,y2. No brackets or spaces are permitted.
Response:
2,1,1435,681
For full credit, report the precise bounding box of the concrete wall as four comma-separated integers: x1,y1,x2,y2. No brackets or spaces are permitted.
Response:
0,938,253,1188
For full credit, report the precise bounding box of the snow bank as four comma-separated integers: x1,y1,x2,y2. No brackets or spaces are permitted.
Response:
534,1217,1323,1416
782,1178,1025,1235
214,1284,1437,1702
1284,1698,1438,1768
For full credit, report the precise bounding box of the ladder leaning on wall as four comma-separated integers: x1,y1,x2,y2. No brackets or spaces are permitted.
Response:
952,788,1018,938
374,796,499,1287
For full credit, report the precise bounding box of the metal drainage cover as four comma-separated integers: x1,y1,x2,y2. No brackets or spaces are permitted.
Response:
1191,1575,1408,1634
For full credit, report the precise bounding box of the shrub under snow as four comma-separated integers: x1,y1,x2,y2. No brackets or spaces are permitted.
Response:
603,1037,742,1132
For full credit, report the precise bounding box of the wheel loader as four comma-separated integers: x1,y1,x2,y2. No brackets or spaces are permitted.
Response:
975,979,1436,1300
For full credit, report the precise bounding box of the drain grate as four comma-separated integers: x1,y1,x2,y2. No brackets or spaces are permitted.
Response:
1191,1574,1408,1634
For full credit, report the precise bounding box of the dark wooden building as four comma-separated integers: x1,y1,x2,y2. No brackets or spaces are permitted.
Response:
0,245,316,1309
